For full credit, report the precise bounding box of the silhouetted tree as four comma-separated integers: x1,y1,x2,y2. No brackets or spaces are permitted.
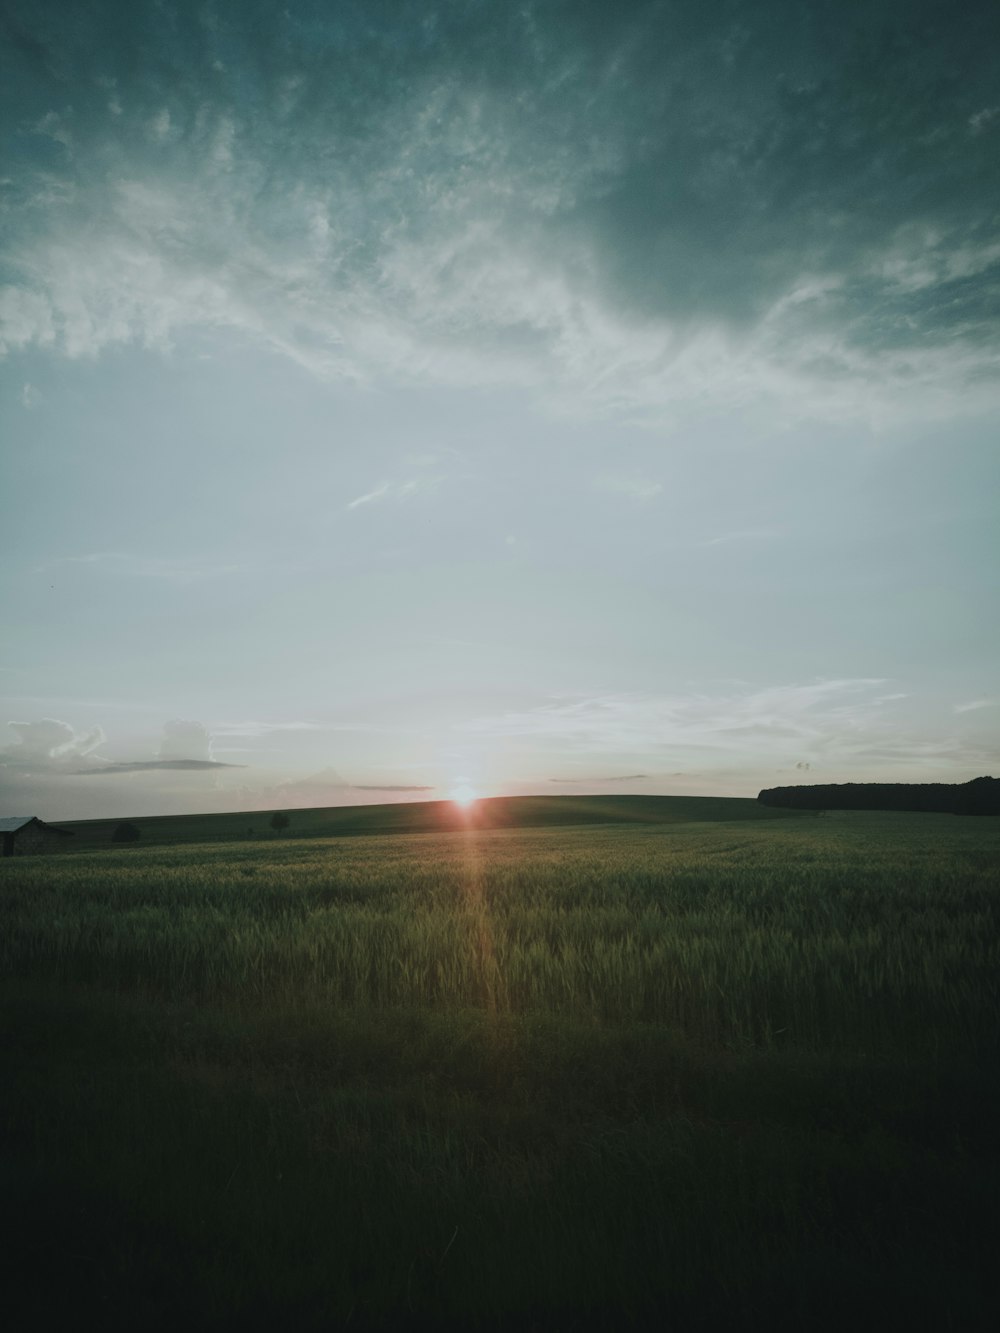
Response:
954,776,1000,816
270,812,290,833
112,821,141,843
758,778,999,815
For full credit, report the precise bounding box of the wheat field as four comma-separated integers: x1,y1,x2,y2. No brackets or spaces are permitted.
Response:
3,810,998,1330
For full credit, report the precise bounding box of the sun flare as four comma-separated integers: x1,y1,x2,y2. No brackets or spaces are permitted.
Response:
449,782,478,807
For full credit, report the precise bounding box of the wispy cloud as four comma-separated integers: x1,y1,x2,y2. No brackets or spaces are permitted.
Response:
212,720,332,738
233,767,434,811
346,477,436,510
75,759,241,775
548,774,649,784
212,718,412,739
465,679,885,745
352,783,435,792
460,679,944,770
0,716,245,782
346,483,391,510
2,718,106,767
954,699,997,714
3,4,998,424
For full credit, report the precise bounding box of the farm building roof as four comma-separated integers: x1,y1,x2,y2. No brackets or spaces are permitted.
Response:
0,816,74,835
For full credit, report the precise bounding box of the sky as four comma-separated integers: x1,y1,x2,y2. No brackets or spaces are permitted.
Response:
1,0,998,820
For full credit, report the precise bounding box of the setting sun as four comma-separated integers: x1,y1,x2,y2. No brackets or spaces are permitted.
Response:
449,782,478,807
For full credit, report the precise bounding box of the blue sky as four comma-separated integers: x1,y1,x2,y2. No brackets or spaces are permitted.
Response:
1,0,998,818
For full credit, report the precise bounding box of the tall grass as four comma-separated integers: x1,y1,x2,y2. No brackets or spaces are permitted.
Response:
2,812,999,1329
4,817,997,1055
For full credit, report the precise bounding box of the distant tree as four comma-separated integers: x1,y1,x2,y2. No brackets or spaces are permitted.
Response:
269,812,290,833
758,782,983,815
112,821,141,843
955,776,1000,816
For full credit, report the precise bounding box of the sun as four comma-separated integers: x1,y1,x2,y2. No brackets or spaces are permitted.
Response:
449,782,478,807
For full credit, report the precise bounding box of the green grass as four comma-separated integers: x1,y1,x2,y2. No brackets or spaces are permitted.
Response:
58,791,800,851
2,810,999,1330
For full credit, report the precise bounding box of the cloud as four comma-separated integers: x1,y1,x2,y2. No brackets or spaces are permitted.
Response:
969,106,999,134
0,713,257,819
474,678,1000,783
230,767,438,811
549,774,649,784
3,718,106,767
461,678,950,772
210,718,412,740
346,483,391,510
211,719,331,738
2,2,998,422
0,716,242,786
75,759,241,775
234,766,350,812
158,719,213,763
954,699,996,714
346,477,436,510
352,783,435,792
20,381,41,408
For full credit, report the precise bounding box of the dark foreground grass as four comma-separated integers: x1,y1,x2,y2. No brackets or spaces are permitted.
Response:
2,813,999,1331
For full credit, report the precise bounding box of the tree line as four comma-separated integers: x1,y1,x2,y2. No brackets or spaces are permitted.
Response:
757,776,1000,815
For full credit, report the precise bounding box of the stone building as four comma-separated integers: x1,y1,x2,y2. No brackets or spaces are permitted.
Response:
0,816,74,856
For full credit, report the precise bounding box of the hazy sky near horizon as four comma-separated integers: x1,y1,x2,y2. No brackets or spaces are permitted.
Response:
2,0,998,819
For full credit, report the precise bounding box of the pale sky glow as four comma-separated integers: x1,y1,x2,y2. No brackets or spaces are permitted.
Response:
1,1,998,819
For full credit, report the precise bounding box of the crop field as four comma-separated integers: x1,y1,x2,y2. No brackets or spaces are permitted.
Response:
3,805,999,1330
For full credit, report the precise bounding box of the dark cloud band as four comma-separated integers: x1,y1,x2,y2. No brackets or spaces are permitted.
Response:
75,759,242,775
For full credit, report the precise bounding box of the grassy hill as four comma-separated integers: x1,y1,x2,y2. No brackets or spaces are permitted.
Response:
59,792,800,851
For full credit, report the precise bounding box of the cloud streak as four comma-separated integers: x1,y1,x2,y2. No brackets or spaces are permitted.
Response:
352,784,435,793
346,483,391,510
231,767,435,812
75,759,242,775
460,678,999,780
0,717,239,782
464,680,893,750
346,477,437,510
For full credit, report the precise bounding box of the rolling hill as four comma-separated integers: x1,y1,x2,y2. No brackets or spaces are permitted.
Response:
59,792,799,851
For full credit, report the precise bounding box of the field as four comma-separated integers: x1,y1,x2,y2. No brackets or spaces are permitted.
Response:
3,799,999,1330
56,791,798,850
